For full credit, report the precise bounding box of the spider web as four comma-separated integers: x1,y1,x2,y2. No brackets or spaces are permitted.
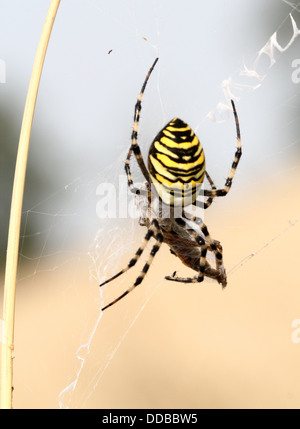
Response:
1,0,300,409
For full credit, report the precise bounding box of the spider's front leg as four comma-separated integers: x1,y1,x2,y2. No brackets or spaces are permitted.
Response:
204,100,242,199
125,58,159,196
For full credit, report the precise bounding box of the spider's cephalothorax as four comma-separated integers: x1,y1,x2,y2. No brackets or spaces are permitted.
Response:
148,118,205,207
100,58,242,311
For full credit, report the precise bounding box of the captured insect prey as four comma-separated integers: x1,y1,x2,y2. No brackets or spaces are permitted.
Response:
100,58,242,311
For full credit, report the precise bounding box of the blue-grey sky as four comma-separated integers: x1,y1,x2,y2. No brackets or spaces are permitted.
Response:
0,0,299,255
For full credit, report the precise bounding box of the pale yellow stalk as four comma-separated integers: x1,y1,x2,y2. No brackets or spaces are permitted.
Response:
0,0,61,409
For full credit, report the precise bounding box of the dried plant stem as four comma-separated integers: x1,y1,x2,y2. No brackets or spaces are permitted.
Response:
0,0,61,409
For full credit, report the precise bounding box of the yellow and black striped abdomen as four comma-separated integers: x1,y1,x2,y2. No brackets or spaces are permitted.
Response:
148,118,205,206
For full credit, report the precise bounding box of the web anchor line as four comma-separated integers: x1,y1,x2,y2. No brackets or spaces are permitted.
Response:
228,219,299,277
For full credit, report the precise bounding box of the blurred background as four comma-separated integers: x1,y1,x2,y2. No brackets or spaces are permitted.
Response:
0,0,300,408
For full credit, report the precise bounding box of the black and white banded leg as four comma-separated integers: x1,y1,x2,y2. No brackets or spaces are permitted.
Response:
165,215,226,287
125,58,159,196
204,100,242,199
183,211,226,286
165,244,209,284
100,218,163,311
192,170,217,210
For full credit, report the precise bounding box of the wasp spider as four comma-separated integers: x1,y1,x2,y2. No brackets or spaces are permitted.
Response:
100,58,242,311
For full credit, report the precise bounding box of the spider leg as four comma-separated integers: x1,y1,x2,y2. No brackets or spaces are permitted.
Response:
204,100,242,198
125,58,159,195
165,246,208,283
101,227,163,311
100,219,159,288
165,261,225,284
182,212,227,287
193,170,217,210
203,170,216,209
